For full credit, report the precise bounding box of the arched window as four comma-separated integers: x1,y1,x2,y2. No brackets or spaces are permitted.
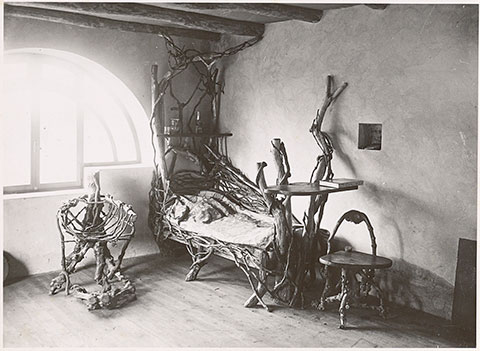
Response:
3,48,151,194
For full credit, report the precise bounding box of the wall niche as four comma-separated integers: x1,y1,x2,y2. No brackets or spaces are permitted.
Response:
358,123,382,151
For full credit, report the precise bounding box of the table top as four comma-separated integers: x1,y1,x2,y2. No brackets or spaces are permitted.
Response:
319,251,393,269
264,182,359,196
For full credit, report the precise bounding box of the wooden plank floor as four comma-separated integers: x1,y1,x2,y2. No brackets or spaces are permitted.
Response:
3,253,475,348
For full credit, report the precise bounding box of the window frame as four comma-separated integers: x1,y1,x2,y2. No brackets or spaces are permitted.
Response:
3,50,143,195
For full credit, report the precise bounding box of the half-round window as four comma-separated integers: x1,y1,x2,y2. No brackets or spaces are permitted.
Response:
3,48,151,194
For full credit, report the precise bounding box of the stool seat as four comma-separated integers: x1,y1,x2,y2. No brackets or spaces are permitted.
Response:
320,250,392,269
317,210,393,329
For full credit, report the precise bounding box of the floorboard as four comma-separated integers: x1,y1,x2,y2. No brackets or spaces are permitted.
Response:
3,253,475,348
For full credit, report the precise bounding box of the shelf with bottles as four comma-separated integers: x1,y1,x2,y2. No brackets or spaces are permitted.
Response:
162,111,231,138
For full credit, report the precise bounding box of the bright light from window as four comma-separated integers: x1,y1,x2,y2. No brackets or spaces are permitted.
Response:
3,48,152,194
3,62,32,187
83,78,137,163
39,92,78,184
84,110,115,163
3,91,32,187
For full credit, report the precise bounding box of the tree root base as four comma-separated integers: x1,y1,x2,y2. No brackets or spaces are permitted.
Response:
70,275,136,311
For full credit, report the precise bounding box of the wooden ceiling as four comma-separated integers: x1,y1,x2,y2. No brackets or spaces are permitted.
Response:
5,2,387,41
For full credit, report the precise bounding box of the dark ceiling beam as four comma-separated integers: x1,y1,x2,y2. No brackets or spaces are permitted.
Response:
365,4,389,10
13,2,264,37
5,4,221,41
164,3,323,23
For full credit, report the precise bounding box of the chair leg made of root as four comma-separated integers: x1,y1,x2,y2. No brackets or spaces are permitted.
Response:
315,267,353,329
357,269,388,318
186,247,214,281
49,240,94,295
317,210,393,328
319,267,389,329
338,268,352,329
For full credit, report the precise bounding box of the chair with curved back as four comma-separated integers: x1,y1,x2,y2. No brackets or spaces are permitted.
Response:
49,172,137,310
318,210,392,329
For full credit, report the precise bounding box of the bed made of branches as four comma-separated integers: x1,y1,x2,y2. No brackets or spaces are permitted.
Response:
148,149,297,311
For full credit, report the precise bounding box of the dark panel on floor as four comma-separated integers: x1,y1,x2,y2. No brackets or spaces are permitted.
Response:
452,238,476,337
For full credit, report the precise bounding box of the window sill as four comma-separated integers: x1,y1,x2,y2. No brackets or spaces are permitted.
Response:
3,187,86,200
3,164,153,200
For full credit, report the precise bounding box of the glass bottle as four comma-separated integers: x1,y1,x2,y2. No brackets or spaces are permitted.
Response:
195,111,203,134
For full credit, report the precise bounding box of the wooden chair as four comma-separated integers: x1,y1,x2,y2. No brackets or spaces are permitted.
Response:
49,172,137,310
318,210,392,329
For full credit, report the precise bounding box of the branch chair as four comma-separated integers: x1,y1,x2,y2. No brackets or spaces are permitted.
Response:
318,210,392,329
49,173,137,310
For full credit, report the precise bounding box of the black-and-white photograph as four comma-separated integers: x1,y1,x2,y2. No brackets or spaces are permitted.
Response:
2,1,477,348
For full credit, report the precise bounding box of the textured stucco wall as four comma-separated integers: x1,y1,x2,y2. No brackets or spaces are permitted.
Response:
3,17,209,278
4,167,154,278
217,4,477,319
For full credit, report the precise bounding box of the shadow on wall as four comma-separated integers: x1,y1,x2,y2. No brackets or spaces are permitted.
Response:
378,260,454,319
365,182,446,259
4,251,29,286
327,236,424,312
328,105,358,177
325,179,456,319
323,238,453,319
361,183,455,319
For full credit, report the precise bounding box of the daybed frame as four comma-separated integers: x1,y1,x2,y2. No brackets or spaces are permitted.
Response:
148,149,296,311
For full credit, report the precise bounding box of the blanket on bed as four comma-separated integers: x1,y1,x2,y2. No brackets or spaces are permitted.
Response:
166,191,274,249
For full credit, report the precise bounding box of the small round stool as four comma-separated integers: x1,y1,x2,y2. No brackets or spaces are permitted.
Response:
317,210,392,329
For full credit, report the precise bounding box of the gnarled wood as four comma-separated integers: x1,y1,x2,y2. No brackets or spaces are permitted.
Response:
257,76,349,308
151,65,169,190
15,2,264,37
84,172,102,230
271,138,289,186
310,75,348,182
288,75,348,306
4,4,221,41
270,138,292,236
318,210,392,328
256,161,295,303
365,4,388,10
164,3,323,23
186,247,214,281
255,162,291,256
269,139,295,302
244,251,268,308
71,273,136,310
50,176,137,310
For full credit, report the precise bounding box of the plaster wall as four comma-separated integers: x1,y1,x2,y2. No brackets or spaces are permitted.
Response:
217,4,478,319
3,17,209,278
4,166,155,278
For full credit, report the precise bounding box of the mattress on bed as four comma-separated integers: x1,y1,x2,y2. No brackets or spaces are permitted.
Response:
165,190,275,249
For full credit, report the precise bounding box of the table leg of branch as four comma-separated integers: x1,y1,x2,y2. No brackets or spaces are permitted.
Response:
255,160,295,307
270,139,296,303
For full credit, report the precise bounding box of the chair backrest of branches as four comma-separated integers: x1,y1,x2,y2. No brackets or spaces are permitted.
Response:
326,210,377,256
57,194,137,243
